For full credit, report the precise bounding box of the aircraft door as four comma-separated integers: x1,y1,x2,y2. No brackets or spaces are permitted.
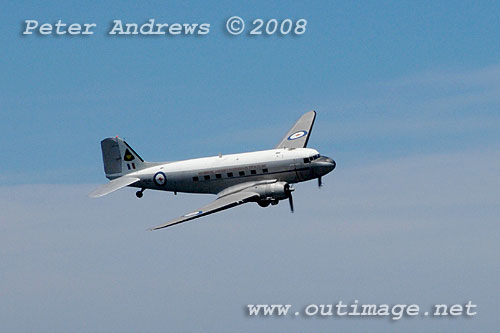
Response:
293,158,312,181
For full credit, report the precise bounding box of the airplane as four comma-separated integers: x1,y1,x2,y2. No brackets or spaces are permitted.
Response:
89,110,336,230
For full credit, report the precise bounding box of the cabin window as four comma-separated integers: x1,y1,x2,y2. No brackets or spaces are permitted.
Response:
192,176,199,182
216,174,222,179
204,175,210,181
250,170,256,175
127,164,131,170
263,168,268,173
227,172,233,177
239,171,245,176
132,163,136,169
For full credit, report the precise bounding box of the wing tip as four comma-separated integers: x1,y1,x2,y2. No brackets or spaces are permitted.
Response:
149,221,181,231
150,226,162,231
88,191,103,198
308,110,317,119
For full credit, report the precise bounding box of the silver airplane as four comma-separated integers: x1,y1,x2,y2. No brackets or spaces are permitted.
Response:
90,111,336,230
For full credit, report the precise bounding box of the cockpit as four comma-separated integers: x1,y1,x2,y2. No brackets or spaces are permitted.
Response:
303,154,321,163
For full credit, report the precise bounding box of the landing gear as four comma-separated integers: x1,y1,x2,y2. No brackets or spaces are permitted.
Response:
136,188,145,198
258,199,281,208
258,200,270,208
258,199,280,207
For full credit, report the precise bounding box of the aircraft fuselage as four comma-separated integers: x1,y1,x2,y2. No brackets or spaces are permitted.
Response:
124,148,335,195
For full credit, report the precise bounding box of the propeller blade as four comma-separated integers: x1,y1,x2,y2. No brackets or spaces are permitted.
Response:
288,194,294,213
318,177,323,188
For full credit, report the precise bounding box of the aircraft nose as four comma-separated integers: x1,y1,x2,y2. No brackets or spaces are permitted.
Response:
313,156,336,175
323,156,336,172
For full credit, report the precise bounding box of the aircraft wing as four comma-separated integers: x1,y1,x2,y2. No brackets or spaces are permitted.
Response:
89,176,140,198
150,190,260,230
275,110,316,149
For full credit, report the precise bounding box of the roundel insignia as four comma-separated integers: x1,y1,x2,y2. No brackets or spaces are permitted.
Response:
153,172,167,186
183,211,202,217
287,130,308,140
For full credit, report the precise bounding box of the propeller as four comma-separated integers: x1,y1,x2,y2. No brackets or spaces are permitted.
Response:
318,177,323,188
288,194,294,213
284,183,295,213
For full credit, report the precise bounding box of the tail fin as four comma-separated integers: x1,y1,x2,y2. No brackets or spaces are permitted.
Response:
100,137,146,179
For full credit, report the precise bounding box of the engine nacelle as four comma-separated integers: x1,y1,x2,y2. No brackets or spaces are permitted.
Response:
251,181,291,201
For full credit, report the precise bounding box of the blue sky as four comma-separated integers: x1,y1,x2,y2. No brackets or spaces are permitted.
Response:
2,1,499,184
1,1,500,332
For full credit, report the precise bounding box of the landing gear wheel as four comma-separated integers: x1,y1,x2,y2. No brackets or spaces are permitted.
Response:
136,190,143,198
258,201,270,208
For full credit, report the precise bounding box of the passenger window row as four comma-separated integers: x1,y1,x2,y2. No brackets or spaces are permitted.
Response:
192,168,269,181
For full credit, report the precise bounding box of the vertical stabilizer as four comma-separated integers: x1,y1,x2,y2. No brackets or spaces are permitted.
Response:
100,137,146,179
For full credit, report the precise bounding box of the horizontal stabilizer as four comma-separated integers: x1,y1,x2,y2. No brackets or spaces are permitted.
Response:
89,176,140,198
